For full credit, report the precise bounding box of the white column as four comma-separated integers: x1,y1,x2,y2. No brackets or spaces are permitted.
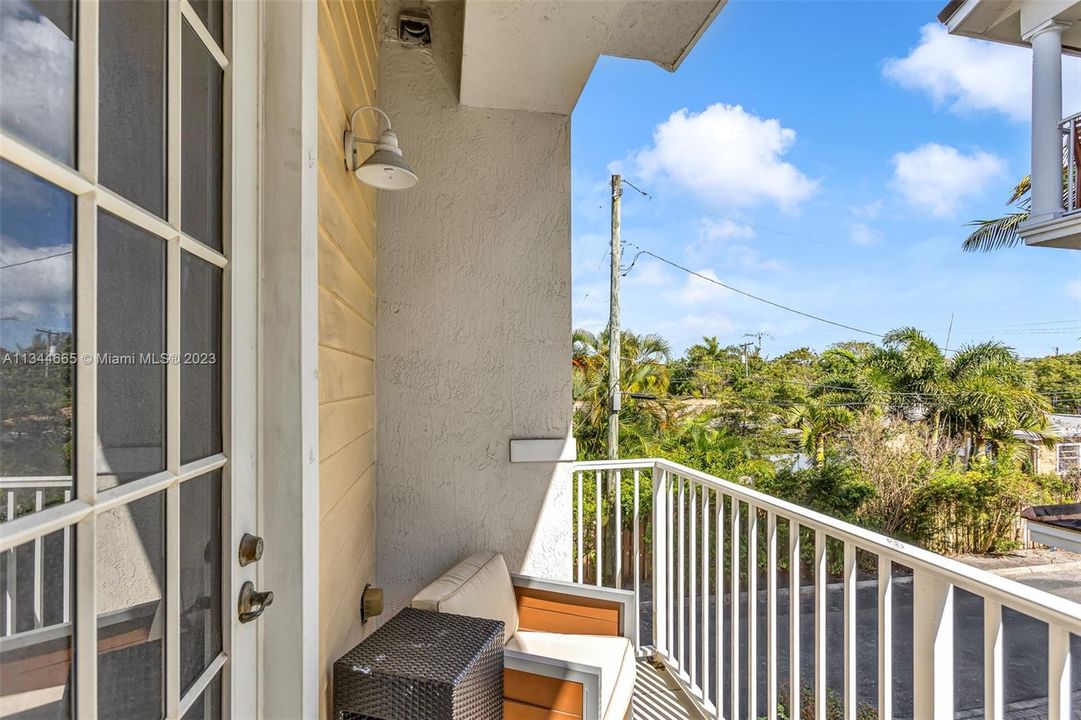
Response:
1027,21,1066,222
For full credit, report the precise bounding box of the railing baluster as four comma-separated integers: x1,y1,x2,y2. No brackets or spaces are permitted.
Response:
731,499,741,720
814,529,826,720
714,492,725,716
689,482,698,688
595,470,603,587
615,470,622,589
879,556,893,720
4,491,14,636
678,476,686,674
1048,625,1072,720
653,467,668,657
633,468,640,649
983,598,1002,720
667,471,675,660
843,542,856,720
767,511,778,720
33,490,43,629
912,569,954,720
701,485,710,710
576,472,583,584
748,505,758,720
789,522,801,719
63,488,72,623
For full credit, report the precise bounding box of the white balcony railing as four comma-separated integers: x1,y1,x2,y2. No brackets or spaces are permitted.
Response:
1063,112,1081,214
572,458,1080,720
1,477,73,638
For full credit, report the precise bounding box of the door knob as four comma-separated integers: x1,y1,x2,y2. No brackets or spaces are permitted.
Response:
238,581,274,623
238,533,264,566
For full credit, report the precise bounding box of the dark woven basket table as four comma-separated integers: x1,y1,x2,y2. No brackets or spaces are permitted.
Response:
333,607,504,720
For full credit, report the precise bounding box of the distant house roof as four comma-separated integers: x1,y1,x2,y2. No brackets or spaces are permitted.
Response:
1014,414,1081,443
1022,502,1081,553
1050,414,1081,439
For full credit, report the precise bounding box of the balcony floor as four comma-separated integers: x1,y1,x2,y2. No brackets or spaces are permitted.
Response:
632,658,700,719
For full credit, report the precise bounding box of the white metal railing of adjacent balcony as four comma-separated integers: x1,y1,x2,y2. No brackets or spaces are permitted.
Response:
0,477,73,638
571,458,1080,720
1063,112,1081,214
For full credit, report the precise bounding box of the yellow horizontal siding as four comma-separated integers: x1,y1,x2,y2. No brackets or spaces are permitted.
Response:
316,1,379,717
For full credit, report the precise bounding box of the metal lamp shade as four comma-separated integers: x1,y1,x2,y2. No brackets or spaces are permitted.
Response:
356,148,418,190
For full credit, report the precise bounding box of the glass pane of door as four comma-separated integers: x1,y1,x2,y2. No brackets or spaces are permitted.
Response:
0,160,75,520
96,492,165,719
0,0,76,164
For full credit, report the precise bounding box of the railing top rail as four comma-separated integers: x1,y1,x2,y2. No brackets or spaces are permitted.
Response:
574,458,1081,633
0,476,73,489
1061,110,1081,126
571,459,656,471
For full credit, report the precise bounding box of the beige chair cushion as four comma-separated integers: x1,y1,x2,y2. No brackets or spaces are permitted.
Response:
506,630,636,720
410,551,519,641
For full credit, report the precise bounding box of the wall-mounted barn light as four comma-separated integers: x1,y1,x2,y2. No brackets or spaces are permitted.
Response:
343,106,418,190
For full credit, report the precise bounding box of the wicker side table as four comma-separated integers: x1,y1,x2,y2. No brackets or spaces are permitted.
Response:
333,607,504,720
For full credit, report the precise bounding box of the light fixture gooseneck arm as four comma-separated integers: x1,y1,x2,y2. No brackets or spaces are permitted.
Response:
348,105,393,146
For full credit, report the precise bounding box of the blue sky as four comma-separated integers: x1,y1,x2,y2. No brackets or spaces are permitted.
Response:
571,0,1081,359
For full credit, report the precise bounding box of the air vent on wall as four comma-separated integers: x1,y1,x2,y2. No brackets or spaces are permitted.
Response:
399,10,431,46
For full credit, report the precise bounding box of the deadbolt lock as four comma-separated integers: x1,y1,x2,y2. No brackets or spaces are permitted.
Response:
238,581,274,623
238,533,264,566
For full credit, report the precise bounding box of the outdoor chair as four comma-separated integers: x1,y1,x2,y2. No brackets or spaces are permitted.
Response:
411,551,637,720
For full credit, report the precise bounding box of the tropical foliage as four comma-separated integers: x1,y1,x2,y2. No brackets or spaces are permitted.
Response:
963,175,1031,252
572,325,1074,555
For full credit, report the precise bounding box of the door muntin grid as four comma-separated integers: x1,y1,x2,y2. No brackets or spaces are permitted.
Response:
0,1,232,718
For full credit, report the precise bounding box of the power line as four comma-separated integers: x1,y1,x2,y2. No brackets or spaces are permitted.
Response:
625,243,885,339
0,250,72,270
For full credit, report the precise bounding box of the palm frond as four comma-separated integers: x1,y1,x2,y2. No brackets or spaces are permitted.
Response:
963,212,1029,252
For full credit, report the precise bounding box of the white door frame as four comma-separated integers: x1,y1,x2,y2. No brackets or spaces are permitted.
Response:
225,0,260,717
256,0,322,718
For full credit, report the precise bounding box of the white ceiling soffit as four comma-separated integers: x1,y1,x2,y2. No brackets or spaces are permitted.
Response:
603,0,727,71
943,0,1081,53
460,0,725,114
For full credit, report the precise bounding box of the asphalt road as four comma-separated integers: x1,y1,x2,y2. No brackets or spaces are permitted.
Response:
637,570,1081,719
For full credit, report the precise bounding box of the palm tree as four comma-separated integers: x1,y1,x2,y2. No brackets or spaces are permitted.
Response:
963,176,1030,252
942,340,1054,458
572,328,672,458
785,397,854,465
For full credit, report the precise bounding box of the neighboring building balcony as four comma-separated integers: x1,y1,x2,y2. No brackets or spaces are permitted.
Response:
1024,112,1081,249
570,458,1081,719
1063,112,1081,216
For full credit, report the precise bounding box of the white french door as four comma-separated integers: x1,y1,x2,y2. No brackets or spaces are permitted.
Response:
0,0,259,718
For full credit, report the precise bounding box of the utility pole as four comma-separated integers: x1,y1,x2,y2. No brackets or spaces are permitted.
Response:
608,174,622,460
743,331,773,355
738,341,753,376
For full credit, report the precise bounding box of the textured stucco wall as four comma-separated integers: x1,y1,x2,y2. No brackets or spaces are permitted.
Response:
376,3,573,613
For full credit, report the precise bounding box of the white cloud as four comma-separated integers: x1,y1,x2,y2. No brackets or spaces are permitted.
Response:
891,143,1005,217
628,103,818,211
670,268,732,305
849,223,881,246
700,218,755,241
0,240,73,349
852,200,883,220
884,23,1081,122
663,313,736,339
689,219,788,272
0,2,75,161
624,258,670,287
1067,280,1081,301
